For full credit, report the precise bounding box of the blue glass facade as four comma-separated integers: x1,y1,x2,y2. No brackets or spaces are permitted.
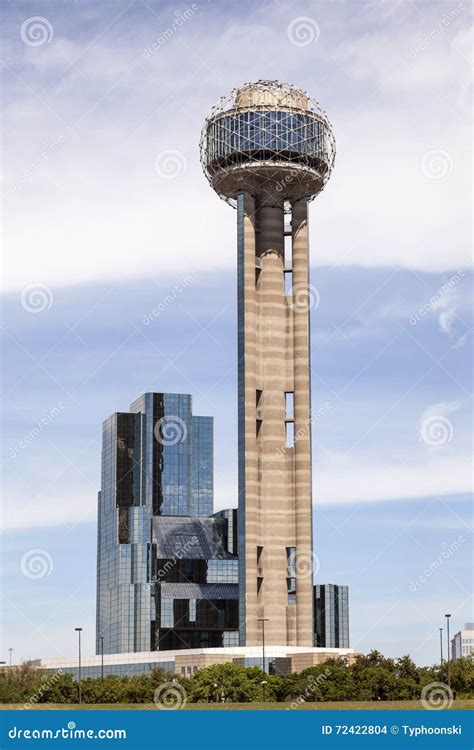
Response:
96,392,239,655
191,416,213,516
314,584,350,649
151,515,239,650
207,110,328,171
130,392,192,517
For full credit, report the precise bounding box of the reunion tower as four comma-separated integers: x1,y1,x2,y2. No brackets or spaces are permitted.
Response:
200,81,335,647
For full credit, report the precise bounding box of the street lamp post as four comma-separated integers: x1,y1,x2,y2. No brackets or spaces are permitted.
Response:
75,628,83,704
444,614,451,690
439,628,443,664
257,618,269,675
100,636,104,680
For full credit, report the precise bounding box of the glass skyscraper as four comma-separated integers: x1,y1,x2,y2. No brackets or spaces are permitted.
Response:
96,392,238,655
314,584,350,649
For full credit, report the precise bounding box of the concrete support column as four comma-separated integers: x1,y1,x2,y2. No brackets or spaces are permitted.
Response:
291,198,314,646
238,192,258,646
255,202,291,645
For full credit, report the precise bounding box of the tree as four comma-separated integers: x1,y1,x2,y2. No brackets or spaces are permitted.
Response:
188,663,279,703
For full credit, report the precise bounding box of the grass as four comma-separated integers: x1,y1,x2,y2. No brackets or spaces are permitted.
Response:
1,700,472,710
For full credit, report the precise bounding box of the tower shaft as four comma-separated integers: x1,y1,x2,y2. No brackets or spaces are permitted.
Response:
238,191,313,647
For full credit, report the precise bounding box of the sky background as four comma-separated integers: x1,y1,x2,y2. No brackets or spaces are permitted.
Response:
1,0,472,667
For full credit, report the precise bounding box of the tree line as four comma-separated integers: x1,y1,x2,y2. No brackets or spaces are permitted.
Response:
0,651,472,705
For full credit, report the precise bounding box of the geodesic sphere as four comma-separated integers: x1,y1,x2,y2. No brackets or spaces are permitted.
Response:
200,80,336,207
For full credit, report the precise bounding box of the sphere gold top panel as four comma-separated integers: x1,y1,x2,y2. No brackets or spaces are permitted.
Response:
200,80,336,207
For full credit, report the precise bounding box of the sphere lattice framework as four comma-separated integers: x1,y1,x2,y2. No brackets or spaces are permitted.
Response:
200,80,336,208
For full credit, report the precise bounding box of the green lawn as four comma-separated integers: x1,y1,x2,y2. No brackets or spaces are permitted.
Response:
1,700,472,710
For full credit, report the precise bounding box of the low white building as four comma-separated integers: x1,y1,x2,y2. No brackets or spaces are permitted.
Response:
451,623,474,659
30,645,356,679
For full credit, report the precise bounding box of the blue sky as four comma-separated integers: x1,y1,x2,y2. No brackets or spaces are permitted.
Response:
1,0,472,666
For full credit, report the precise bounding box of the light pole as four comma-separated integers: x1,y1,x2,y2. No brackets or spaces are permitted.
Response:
439,628,443,664
257,618,269,674
444,614,451,690
75,628,82,704
8,648,14,667
100,636,104,680
261,680,268,703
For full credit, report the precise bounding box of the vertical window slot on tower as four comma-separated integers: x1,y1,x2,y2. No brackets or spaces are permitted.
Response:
284,270,292,296
285,392,294,420
284,230,292,270
285,421,295,448
256,389,263,435
257,547,264,589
